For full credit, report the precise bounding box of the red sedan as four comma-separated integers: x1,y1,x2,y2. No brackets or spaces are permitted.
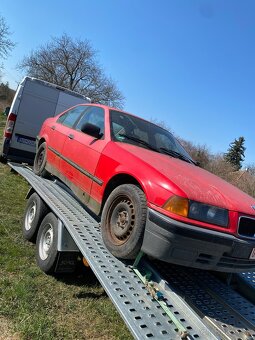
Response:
34,103,255,272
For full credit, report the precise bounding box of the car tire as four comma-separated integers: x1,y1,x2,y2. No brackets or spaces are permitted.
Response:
33,142,50,178
36,212,59,274
22,192,49,243
101,184,147,259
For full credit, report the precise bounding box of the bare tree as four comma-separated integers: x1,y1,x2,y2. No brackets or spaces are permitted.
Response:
179,139,211,168
0,16,15,60
18,34,125,108
247,165,255,176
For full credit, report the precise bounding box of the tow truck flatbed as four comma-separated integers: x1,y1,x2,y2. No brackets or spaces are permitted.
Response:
9,163,255,340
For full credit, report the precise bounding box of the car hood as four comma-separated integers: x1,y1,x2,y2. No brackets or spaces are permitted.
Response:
117,143,255,214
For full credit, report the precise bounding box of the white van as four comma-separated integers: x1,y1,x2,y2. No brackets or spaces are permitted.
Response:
0,77,90,164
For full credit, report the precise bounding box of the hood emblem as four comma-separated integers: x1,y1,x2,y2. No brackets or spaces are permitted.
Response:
252,205,255,211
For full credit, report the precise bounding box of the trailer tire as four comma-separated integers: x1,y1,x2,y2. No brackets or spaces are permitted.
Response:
101,184,147,259
34,142,50,178
23,192,49,243
36,212,59,274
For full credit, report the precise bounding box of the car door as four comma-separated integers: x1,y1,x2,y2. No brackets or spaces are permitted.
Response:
47,105,86,173
60,106,107,206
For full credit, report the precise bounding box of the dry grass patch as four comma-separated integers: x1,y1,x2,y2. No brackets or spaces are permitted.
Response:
0,316,20,340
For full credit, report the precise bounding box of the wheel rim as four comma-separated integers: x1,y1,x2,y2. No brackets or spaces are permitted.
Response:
39,223,53,260
25,201,36,231
37,148,45,169
108,196,135,245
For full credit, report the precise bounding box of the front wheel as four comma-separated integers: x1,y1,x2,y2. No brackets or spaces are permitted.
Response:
101,184,147,259
33,142,50,178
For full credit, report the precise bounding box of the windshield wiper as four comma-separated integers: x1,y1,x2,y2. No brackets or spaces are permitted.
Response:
118,134,158,152
159,147,197,165
118,134,197,165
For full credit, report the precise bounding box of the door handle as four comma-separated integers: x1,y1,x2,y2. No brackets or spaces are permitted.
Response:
51,125,56,130
68,134,74,140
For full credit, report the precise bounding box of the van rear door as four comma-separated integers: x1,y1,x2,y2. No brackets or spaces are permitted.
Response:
11,80,59,157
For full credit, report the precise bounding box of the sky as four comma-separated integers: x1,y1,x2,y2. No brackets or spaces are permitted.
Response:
1,0,254,166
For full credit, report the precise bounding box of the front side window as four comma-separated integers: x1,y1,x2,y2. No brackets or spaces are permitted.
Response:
57,106,87,128
76,106,105,136
110,110,194,163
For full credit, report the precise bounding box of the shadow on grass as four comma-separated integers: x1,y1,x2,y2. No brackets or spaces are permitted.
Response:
74,290,108,299
55,264,100,287
54,265,108,299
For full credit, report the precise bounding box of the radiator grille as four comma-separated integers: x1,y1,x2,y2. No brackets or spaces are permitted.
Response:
238,216,255,238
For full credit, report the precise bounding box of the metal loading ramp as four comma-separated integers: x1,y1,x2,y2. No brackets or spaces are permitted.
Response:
152,262,255,339
9,163,255,340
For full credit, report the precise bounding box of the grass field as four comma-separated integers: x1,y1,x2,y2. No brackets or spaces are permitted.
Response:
0,114,132,340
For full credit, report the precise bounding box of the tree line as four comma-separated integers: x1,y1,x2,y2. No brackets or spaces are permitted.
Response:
181,136,255,197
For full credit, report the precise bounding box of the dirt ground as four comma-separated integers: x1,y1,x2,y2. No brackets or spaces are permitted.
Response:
0,317,20,340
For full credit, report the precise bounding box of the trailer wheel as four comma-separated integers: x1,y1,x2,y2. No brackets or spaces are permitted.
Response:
34,142,50,178
36,212,59,274
101,184,147,259
23,192,49,242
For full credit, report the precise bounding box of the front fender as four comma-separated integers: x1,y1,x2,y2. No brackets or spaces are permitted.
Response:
93,149,187,209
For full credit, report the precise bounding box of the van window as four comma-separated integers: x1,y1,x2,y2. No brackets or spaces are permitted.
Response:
57,106,87,128
76,107,105,136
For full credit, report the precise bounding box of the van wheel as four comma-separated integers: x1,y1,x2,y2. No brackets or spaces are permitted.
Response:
0,154,7,164
34,142,50,178
36,212,59,274
22,193,49,243
101,184,147,259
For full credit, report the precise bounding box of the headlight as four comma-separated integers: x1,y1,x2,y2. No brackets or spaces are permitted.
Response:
188,200,228,227
163,196,229,227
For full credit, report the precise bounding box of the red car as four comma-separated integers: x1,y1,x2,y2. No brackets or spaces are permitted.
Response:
34,103,255,272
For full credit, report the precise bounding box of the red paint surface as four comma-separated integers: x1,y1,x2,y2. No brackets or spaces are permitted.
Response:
39,104,255,235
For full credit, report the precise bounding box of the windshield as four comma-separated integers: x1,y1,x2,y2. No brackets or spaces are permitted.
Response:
110,110,194,163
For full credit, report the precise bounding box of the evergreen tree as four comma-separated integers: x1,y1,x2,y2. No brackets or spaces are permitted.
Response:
224,137,246,171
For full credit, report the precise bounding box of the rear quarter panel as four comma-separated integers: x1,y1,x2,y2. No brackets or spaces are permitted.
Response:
38,117,54,143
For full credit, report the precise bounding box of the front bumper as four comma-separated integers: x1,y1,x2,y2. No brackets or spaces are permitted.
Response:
141,208,255,273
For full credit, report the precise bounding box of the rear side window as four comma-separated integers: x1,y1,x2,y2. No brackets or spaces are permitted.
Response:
57,106,87,128
76,106,105,136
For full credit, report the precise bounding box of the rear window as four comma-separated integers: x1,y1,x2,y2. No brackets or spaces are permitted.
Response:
57,106,86,128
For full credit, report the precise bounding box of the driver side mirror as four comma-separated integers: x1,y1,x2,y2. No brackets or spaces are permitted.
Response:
81,123,103,139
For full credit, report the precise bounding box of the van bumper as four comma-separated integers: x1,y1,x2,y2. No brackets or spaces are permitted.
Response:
0,137,34,164
141,208,255,273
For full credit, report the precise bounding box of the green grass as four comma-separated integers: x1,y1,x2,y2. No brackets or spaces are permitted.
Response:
0,114,132,340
